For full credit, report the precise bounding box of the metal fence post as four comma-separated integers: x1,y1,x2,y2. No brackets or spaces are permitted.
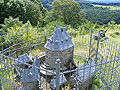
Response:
118,83,120,90
92,30,100,89
88,26,93,61
95,30,100,63
26,25,29,55
0,79,2,90
56,59,60,90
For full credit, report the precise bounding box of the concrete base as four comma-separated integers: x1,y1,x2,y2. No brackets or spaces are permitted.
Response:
40,59,76,76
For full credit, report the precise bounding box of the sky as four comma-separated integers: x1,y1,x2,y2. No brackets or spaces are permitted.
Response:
87,0,120,3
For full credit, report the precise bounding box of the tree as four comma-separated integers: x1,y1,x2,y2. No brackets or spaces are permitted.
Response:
45,0,85,27
0,16,23,35
24,0,42,26
33,0,48,17
108,20,115,29
0,0,47,26
0,0,25,24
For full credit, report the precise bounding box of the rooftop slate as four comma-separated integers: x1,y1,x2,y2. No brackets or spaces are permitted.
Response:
15,53,32,65
44,24,74,51
32,57,40,67
21,68,39,83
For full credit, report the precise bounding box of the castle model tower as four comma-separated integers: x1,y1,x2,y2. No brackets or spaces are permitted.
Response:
42,24,75,70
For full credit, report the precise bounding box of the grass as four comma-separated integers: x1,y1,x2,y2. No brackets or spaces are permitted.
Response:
95,30,120,89
73,56,85,66
0,55,23,90
0,68,21,90
29,44,45,58
72,32,90,58
106,30,120,45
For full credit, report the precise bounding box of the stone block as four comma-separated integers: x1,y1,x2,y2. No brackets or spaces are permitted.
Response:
70,60,96,90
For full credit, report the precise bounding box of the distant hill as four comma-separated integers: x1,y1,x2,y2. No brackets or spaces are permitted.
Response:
75,0,88,3
41,0,91,10
86,0,120,3
41,0,120,25
79,1,120,24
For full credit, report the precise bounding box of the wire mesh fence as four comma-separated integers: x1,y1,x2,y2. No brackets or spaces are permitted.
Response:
0,25,120,90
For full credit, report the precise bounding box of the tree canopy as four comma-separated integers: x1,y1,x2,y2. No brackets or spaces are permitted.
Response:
45,0,85,27
0,0,47,26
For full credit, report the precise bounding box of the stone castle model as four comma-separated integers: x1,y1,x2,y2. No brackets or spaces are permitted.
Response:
41,23,76,70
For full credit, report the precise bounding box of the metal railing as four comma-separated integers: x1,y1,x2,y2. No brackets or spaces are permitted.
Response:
0,25,120,90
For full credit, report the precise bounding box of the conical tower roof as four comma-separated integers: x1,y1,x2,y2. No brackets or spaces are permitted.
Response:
44,24,74,51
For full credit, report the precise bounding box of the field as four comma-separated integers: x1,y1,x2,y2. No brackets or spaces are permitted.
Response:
92,4,120,10
106,30,120,44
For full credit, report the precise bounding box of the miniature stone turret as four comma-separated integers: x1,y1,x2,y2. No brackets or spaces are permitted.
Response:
42,23,75,70
14,54,33,82
70,60,96,90
15,53,32,68
21,67,39,90
15,54,40,90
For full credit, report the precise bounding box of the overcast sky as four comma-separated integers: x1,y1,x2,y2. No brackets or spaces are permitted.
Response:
87,0,120,3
